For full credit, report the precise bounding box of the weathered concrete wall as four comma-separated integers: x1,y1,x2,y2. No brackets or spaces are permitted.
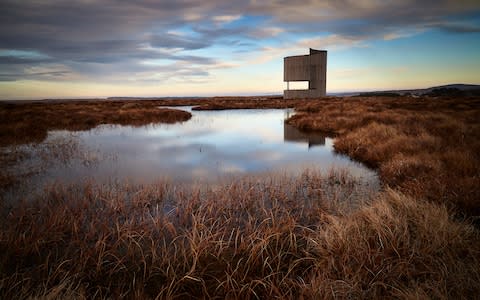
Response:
284,55,310,81
308,50,327,93
283,89,325,99
284,48,327,99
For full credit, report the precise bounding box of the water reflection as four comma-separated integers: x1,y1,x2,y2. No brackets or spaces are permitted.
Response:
37,108,376,185
284,124,326,148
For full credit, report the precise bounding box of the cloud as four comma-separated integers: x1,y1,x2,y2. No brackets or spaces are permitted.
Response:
382,29,424,41
0,0,479,87
296,34,368,50
0,56,52,65
247,33,368,66
248,27,285,38
150,33,209,50
434,22,480,33
0,70,72,82
248,0,480,26
212,14,242,24
245,0,480,43
0,0,244,83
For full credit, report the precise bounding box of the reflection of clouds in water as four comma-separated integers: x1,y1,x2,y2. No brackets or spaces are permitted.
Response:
218,163,245,174
181,109,283,144
247,150,285,162
209,111,283,143
39,108,377,185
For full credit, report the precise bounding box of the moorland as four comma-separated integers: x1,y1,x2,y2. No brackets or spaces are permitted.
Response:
0,94,479,298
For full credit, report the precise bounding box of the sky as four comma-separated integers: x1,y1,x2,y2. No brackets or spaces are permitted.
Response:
0,0,479,100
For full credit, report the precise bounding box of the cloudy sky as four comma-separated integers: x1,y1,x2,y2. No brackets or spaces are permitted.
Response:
1,0,479,99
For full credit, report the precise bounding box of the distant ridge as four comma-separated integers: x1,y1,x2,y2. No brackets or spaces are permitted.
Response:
415,84,480,94
107,96,203,100
354,83,480,97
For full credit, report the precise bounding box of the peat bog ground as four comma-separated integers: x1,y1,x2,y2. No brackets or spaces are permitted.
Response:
0,95,479,298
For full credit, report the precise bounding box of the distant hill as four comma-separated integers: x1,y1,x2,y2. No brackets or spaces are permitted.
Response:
107,96,203,100
411,84,480,95
423,84,480,91
355,84,480,97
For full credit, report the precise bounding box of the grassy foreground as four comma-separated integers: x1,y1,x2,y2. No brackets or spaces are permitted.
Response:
1,95,479,298
1,171,479,299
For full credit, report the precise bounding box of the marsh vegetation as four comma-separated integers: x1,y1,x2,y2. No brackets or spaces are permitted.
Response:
1,95,479,298
288,96,480,217
0,100,192,146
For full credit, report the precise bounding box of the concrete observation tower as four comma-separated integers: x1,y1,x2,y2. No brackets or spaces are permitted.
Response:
284,48,327,99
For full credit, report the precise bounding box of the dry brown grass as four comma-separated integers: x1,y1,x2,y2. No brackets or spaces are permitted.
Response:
287,96,480,216
1,95,479,298
0,100,192,146
190,96,298,110
1,172,478,299
303,189,480,299
0,100,193,190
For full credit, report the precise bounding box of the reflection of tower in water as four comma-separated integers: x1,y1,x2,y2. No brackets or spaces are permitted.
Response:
283,124,325,148
284,109,294,120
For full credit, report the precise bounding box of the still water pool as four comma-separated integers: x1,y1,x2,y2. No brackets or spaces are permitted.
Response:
35,107,377,185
